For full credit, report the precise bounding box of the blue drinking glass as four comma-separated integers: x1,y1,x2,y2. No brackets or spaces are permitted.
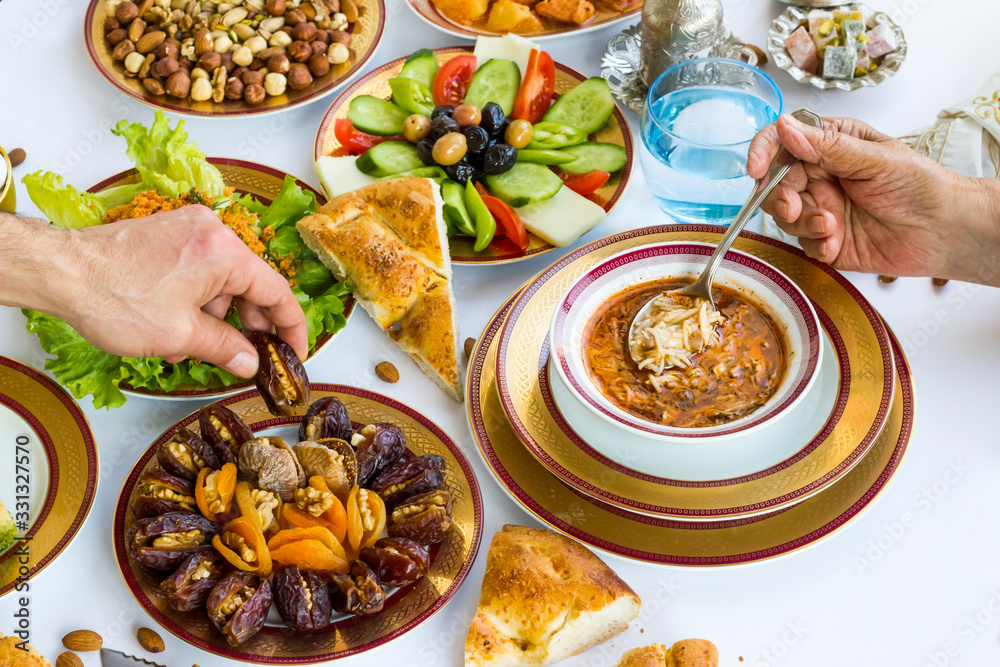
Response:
640,58,783,224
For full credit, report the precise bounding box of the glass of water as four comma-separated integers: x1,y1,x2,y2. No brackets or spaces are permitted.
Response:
640,58,782,224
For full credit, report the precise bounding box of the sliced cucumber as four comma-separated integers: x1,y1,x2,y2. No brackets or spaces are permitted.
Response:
516,148,577,165
483,163,562,208
463,59,521,117
399,48,440,91
441,179,476,236
356,142,425,177
556,142,628,174
347,95,409,136
376,165,448,182
388,77,435,117
543,77,616,136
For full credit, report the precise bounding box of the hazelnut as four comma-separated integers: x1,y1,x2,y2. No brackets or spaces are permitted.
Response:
279,25,294,35
330,11,347,30
242,69,264,86
104,17,121,33
197,51,221,70
266,53,290,74
288,40,311,62
191,66,209,80
327,42,348,65
310,40,327,56
313,29,331,44
249,56,266,70
263,71,286,95
269,30,291,47
232,45,253,67
329,29,351,45
285,8,307,24
291,22,317,42
154,55,179,77
124,51,146,73
307,52,329,77
286,62,312,89
224,76,245,100
244,82,266,104
112,38,136,60
107,28,128,45
155,40,178,59
165,70,191,97
265,0,286,15
230,65,249,80
116,1,139,24
213,33,233,53
190,76,212,101
244,35,267,55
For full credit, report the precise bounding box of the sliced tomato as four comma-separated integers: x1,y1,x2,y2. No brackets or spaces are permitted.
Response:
557,169,610,196
433,55,476,107
333,118,404,154
480,193,530,250
512,49,556,125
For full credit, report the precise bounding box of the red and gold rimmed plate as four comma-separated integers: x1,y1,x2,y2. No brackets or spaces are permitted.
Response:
84,0,385,118
495,226,894,520
468,294,915,566
405,0,641,41
113,384,483,663
0,357,98,597
86,158,355,400
313,46,634,265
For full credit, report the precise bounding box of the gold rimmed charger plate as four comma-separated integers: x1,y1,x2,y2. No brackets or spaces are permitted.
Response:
113,384,483,663
313,46,634,265
84,0,385,118
468,294,915,566
0,357,98,597
86,158,355,400
495,225,894,520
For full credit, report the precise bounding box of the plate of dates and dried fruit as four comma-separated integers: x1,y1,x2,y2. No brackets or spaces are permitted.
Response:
112,374,483,662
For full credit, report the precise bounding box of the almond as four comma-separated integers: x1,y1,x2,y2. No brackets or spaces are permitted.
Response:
464,337,475,359
127,17,146,42
375,361,399,383
62,630,103,652
7,148,25,167
136,30,165,54
137,626,165,653
56,653,84,667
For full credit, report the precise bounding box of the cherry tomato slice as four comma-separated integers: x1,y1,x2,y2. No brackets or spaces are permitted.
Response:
480,193,530,250
512,49,556,125
557,169,610,196
433,55,476,107
333,118,404,155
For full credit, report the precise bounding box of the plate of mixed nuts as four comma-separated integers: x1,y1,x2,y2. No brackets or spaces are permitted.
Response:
112,373,483,662
85,0,386,117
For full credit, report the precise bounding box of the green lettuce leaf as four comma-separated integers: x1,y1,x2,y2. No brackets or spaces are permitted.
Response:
268,226,306,260
259,175,316,230
111,110,224,197
296,258,335,297
295,281,352,350
21,172,145,229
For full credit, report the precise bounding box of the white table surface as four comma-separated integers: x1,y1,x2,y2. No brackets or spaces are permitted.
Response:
4,0,1000,665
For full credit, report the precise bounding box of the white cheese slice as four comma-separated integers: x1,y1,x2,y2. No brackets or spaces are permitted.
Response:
473,34,540,79
516,186,607,247
313,156,377,199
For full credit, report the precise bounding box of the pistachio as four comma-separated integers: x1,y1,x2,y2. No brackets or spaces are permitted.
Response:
259,15,284,31
222,6,248,24
231,21,255,39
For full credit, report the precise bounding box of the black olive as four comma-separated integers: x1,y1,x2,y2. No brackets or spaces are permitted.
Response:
463,125,490,155
417,137,436,166
430,115,460,140
480,102,507,136
482,143,517,176
444,160,478,186
431,105,455,120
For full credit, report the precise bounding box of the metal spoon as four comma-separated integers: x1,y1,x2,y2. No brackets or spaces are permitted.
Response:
627,108,823,364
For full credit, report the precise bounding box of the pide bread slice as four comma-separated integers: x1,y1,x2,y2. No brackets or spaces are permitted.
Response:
616,640,719,667
296,177,462,401
465,525,641,667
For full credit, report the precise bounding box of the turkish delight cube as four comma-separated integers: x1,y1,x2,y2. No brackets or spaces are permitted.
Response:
807,9,833,34
855,51,871,73
823,45,858,80
841,19,866,49
865,23,898,58
833,10,862,21
785,26,819,74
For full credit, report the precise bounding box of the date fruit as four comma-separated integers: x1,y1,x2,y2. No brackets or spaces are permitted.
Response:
371,454,446,509
388,489,453,545
329,560,386,615
199,403,254,464
134,470,197,517
161,551,227,612
273,565,332,630
157,428,220,480
299,396,353,442
352,423,406,487
248,331,310,416
359,537,430,587
207,571,272,646
126,511,220,570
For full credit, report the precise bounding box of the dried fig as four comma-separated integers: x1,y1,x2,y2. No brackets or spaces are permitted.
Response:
293,438,357,501
237,436,306,502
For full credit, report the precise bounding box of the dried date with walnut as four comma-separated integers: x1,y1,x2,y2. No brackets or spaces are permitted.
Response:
299,396,353,442
273,565,332,630
371,454,445,509
134,469,196,517
388,489,453,545
328,560,386,615
248,331,310,416
352,423,406,487
359,537,429,587
198,402,254,464
207,571,272,647
126,511,220,570
157,428,220,480
161,551,228,612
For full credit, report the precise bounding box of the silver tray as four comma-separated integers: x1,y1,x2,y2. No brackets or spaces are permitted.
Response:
600,24,757,114
768,3,907,91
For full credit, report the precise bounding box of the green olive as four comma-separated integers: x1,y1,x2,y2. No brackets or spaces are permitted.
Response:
432,132,468,166
452,103,481,128
504,119,533,149
403,114,431,143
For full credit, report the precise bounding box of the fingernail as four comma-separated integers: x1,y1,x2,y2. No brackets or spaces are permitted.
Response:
225,351,258,378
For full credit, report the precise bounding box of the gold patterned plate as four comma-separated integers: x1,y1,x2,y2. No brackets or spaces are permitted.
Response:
113,384,483,663
86,158,355,400
84,0,385,118
469,294,915,566
0,357,98,597
314,47,634,265
496,226,894,520
405,0,641,41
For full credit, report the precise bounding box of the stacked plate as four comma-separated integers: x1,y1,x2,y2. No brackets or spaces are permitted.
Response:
466,225,915,566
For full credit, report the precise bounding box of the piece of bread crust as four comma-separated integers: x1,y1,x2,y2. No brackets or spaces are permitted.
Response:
465,524,641,667
616,640,719,667
0,634,51,667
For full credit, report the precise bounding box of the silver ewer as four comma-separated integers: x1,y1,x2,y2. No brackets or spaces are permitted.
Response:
640,0,726,86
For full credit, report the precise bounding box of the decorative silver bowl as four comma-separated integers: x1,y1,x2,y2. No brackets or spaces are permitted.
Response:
601,23,757,113
768,3,907,92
